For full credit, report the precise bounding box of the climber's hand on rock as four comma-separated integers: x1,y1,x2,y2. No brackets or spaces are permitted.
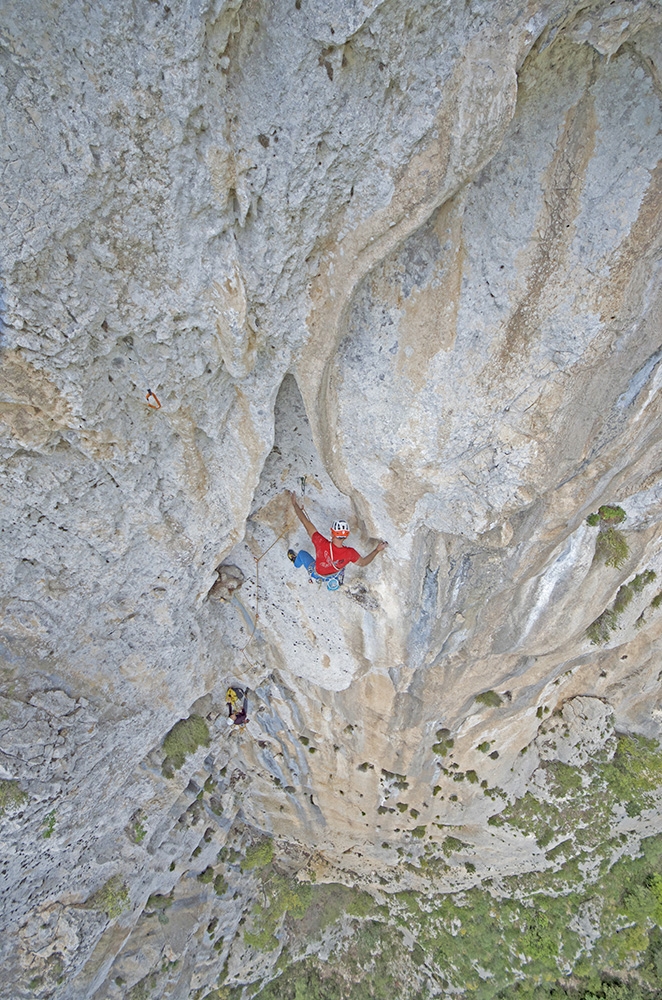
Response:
376,540,388,552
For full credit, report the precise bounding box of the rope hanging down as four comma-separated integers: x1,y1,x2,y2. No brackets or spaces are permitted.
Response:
237,529,285,670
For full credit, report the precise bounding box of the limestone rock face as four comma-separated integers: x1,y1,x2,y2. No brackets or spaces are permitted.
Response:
2,0,662,996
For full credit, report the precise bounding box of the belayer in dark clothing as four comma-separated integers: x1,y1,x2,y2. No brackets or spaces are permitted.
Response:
287,491,387,590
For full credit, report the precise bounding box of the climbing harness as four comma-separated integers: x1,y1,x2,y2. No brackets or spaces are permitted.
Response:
145,389,161,409
307,562,345,591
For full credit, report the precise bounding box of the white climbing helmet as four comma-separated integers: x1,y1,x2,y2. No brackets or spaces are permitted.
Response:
331,519,350,538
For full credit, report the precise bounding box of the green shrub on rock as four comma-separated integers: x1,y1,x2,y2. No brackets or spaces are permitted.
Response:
587,504,626,527
242,838,274,871
632,569,656,592
475,690,503,708
598,505,627,523
0,779,27,816
87,875,130,919
586,608,618,645
162,715,210,774
595,527,629,569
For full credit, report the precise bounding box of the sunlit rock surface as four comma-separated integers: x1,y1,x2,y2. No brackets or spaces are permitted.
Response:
2,0,662,996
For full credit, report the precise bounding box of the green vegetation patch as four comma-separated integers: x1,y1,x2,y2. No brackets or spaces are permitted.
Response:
588,505,627,527
242,837,274,871
613,572,656,614
87,875,130,919
162,714,210,774
0,778,27,816
587,507,631,570
244,832,662,1000
442,835,469,856
598,505,627,523
587,569,657,644
432,728,454,756
602,734,662,817
244,874,314,952
544,761,583,797
632,569,656,592
42,809,56,838
497,734,662,860
214,874,228,896
586,608,618,645
595,527,629,569
475,690,503,708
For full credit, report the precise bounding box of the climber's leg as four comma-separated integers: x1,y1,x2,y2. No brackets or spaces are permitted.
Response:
292,550,315,573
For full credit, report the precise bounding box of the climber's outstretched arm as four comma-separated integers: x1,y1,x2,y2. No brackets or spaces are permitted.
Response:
290,491,318,541
357,540,388,567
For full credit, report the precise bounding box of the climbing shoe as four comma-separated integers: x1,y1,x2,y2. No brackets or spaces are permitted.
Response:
287,549,296,563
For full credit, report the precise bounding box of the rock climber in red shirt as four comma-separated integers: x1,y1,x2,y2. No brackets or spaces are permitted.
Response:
287,491,388,590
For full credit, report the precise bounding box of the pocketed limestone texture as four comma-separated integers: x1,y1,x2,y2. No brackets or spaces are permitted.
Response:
2,0,662,996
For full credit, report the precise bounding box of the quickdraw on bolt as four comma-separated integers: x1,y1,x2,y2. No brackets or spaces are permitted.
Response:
146,390,161,410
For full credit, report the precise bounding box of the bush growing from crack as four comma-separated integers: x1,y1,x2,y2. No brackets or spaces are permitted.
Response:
586,608,619,645
595,527,629,569
42,810,56,838
613,583,634,614
632,569,656,592
475,690,503,708
162,715,210,775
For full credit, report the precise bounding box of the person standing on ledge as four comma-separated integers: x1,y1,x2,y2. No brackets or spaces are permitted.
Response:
287,491,388,590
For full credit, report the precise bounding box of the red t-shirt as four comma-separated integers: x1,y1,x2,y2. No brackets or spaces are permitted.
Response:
312,532,360,576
